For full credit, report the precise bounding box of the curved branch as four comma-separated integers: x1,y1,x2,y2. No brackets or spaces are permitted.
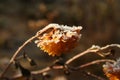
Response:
66,44,120,65
78,59,115,69
0,35,38,78
0,25,55,78
12,59,115,79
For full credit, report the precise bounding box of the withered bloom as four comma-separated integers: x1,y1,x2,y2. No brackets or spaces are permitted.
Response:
35,24,82,56
103,58,120,80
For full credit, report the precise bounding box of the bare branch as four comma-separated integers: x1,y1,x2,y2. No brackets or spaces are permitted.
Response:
78,59,115,69
12,66,64,79
0,35,37,78
66,44,120,64
0,25,55,78
85,72,105,80
11,59,115,79
1,22,120,80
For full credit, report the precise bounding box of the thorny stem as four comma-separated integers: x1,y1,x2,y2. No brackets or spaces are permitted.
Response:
0,25,55,78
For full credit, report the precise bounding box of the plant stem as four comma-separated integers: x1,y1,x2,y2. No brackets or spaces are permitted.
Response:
0,35,37,78
0,25,56,78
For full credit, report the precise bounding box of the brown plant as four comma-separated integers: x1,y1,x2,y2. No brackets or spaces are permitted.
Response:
103,59,120,80
35,24,82,56
0,23,120,80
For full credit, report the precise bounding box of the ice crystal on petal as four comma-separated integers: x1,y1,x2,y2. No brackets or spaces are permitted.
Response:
103,58,120,80
35,23,82,56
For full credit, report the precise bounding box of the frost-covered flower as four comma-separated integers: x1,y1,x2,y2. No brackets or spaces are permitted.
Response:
35,23,82,56
103,58,120,80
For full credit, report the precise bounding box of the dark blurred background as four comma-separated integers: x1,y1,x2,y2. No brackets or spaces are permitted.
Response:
0,0,120,80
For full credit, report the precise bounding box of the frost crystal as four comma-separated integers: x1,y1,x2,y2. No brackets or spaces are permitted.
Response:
103,58,120,80
35,23,82,56
103,58,120,73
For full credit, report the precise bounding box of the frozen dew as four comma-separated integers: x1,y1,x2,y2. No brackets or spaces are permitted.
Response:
35,23,82,56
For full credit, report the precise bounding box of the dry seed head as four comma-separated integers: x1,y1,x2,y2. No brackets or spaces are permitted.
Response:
103,58,120,80
35,23,82,56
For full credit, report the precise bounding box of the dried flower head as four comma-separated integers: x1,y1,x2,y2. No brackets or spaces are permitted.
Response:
35,23,82,56
103,58,120,80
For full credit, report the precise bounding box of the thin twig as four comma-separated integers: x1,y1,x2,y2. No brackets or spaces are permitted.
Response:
0,25,55,78
66,44,120,64
31,59,115,75
9,43,120,79
1,29,120,80
78,59,115,68
11,59,114,79
32,66,64,74
0,35,37,78
100,44,120,50
12,66,64,79
66,49,90,64
85,72,105,80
